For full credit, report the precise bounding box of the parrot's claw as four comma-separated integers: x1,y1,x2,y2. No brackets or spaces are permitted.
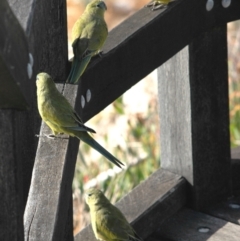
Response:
146,0,176,11
48,134,69,140
145,2,166,11
98,50,103,58
35,134,56,139
47,134,57,139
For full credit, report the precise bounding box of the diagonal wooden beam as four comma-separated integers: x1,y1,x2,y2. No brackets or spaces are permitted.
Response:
72,0,240,122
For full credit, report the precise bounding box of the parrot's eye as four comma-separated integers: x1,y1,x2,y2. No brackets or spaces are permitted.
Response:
88,193,92,196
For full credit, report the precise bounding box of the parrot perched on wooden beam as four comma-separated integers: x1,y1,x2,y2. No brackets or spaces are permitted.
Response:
85,188,143,241
67,0,108,84
36,72,123,168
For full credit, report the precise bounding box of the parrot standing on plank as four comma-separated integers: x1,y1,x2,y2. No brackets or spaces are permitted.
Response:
146,0,176,10
36,72,123,168
85,188,143,241
67,0,108,84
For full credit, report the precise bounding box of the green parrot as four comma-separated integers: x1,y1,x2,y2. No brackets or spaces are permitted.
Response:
36,72,123,168
67,0,108,84
85,188,143,241
146,0,176,10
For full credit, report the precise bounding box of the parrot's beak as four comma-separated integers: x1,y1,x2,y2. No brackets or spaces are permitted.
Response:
98,1,107,11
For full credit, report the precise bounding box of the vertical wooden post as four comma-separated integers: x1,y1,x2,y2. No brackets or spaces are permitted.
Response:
7,0,69,206
158,25,231,209
0,1,32,240
24,84,79,241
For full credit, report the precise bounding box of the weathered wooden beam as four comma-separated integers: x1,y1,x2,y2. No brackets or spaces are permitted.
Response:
0,0,29,110
0,1,32,240
158,25,231,209
71,0,240,122
5,0,69,211
0,111,24,241
231,147,240,195
231,159,240,195
24,84,78,241
146,236,172,241
154,208,240,241
203,196,240,225
5,0,71,239
75,169,187,241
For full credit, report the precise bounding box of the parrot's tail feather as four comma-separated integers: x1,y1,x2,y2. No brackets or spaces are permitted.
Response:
78,132,124,168
69,125,96,133
67,58,76,83
67,55,92,84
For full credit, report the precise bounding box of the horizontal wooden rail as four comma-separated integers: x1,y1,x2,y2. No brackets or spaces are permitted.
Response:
154,208,240,241
203,196,240,225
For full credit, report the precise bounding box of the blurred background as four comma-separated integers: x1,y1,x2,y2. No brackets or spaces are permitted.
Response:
66,0,240,236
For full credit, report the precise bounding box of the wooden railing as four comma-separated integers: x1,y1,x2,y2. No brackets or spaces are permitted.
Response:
0,0,240,240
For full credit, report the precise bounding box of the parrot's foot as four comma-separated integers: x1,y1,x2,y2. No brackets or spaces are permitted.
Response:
35,134,56,139
146,1,167,10
47,134,57,139
146,0,176,11
97,50,103,58
48,134,69,140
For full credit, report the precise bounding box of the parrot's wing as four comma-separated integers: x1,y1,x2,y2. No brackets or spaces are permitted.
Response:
96,205,138,241
67,43,93,84
68,15,108,84
45,91,95,133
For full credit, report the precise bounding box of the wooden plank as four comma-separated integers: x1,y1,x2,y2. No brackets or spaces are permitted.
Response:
24,84,78,241
203,196,240,225
0,0,29,110
6,0,69,208
0,2,33,240
231,146,240,159
64,195,74,241
231,147,240,194
154,208,240,241
0,111,24,241
146,236,172,241
75,169,187,241
70,0,240,122
8,0,68,80
231,159,240,195
7,0,34,31
9,0,73,239
158,25,231,209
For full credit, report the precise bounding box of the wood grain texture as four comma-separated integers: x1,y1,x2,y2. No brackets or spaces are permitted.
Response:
154,208,240,241
0,2,34,240
6,0,69,208
75,169,187,241
24,84,79,241
231,159,240,195
0,111,24,241
231,147,240,195
0,0,29,110
158,25,231,210
71,0,240,123
203,196,240,225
